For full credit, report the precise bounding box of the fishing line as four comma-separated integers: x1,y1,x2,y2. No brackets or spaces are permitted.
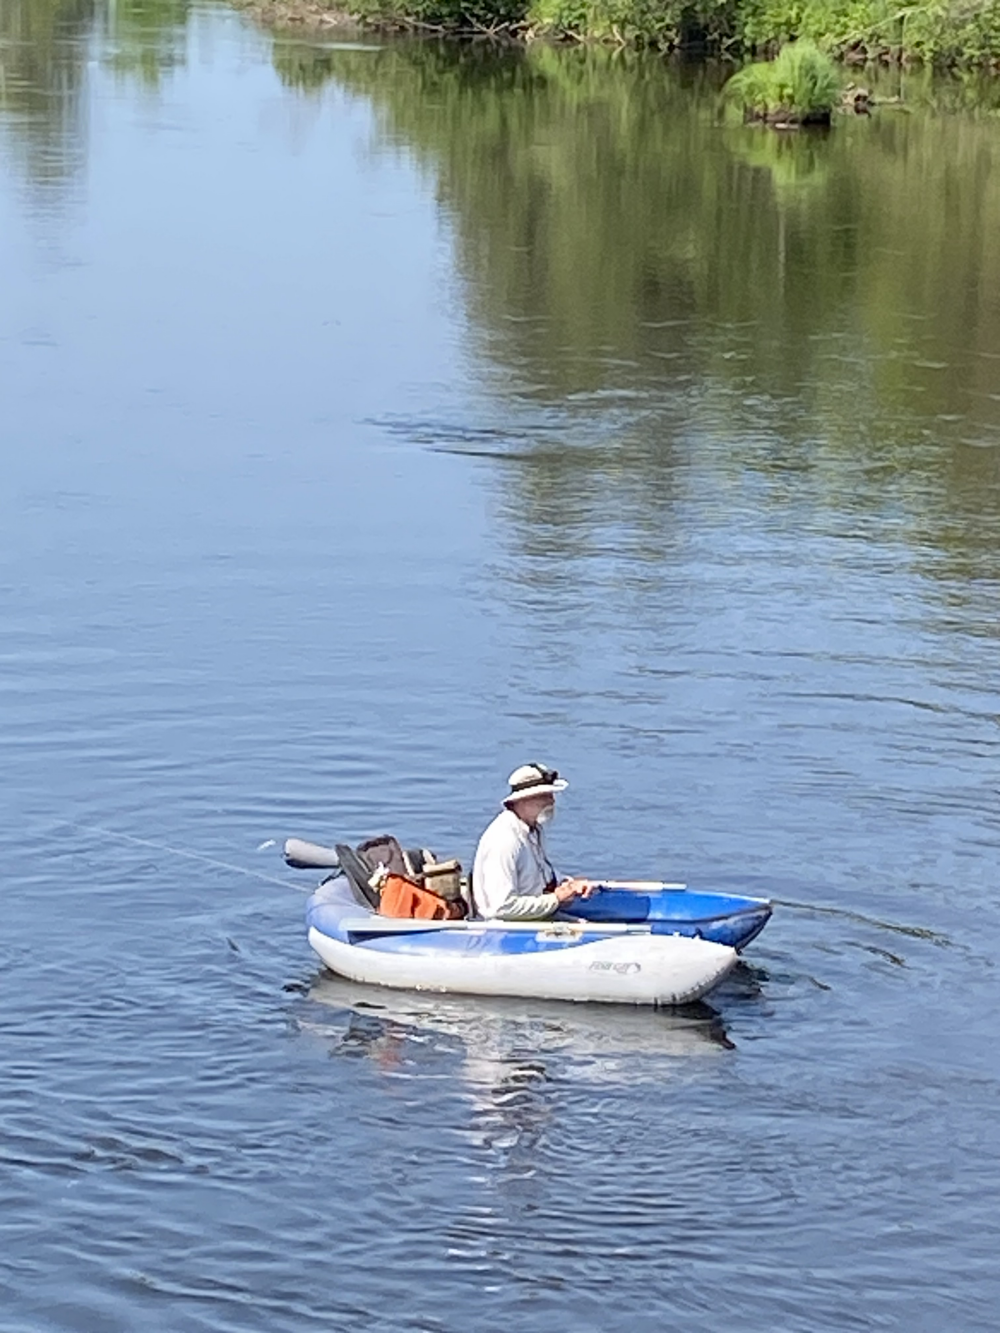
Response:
53,820,313,893
772,896,950,944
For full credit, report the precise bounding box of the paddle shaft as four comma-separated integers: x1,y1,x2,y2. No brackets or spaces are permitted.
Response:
338,916,657,936
593,879,687,891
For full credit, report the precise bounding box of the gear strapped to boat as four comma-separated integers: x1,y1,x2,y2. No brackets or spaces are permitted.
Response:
343,834,468,920
377,874,464,920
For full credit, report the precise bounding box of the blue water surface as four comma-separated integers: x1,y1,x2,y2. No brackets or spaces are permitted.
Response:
2,6,999,1330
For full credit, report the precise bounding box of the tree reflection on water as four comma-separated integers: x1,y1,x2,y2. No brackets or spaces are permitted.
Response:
295,41,1000,606
3,9,998,604
0,0,95,189
0,0,191,195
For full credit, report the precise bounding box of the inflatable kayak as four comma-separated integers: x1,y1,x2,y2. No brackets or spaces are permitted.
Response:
305,875,738,1006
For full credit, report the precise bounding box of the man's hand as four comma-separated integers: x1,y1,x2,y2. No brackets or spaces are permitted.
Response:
554,877,593,904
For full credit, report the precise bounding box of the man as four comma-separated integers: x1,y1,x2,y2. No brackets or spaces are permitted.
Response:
472,763,592,920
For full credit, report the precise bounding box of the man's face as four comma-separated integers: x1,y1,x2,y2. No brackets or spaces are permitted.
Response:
535,797,556,826
522,793,555,826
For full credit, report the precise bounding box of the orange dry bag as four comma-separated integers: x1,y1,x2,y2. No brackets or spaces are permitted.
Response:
378,874,458,920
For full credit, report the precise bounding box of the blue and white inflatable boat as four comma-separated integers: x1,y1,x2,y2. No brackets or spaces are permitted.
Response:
287,838,771,1006
304,875,739,1006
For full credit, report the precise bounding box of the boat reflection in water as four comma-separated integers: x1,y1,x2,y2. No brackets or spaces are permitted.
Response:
299,973,748,1163
299,972,770,1163
302,970,750,1088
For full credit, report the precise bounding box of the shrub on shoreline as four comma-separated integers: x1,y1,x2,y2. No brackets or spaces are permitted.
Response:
723,40,842,123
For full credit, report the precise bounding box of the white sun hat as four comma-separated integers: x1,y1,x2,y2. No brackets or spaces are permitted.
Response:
502,763,569,805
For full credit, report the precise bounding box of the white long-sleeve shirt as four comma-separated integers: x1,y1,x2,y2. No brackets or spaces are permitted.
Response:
472,807,559,920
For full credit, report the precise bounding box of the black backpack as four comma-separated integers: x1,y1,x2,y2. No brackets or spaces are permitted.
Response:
335,835,429,909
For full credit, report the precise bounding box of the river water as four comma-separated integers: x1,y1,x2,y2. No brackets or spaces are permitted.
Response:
2,4,999,1329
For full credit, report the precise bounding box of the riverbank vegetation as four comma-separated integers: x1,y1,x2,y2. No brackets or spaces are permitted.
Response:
723,40,842,123
235,0,1000,65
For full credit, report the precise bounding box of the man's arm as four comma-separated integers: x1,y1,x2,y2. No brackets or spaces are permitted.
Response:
491,891,560,921
491,879,592,922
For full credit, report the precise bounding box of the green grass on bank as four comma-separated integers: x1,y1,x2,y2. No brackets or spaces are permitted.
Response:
345,0,1000,64
723,40,842,120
